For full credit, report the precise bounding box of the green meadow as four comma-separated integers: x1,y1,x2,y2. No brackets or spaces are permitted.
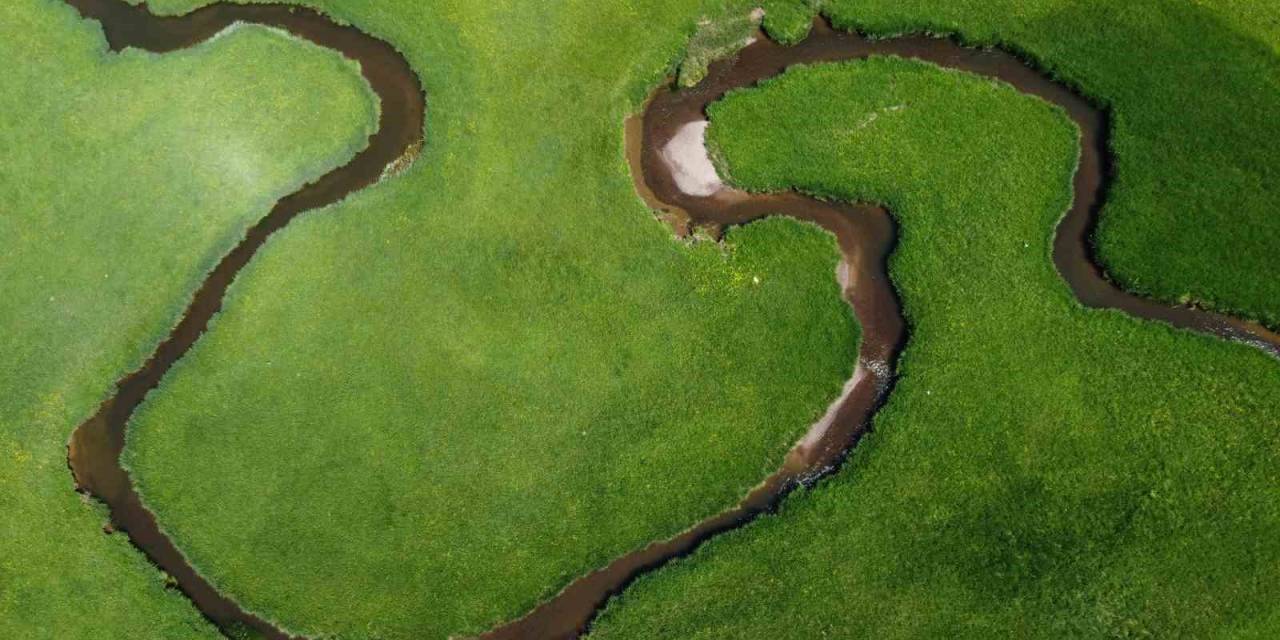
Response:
592,53,1280,639
3,0,1277,638
0,0,375,636
121,0,859,638
812,0,1280,328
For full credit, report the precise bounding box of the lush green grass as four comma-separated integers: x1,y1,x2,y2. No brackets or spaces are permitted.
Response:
33,0,1275,637
107,1,857,638
760,0,819,45
591,56,1280,639
0,0,376,636
819,0,1280,328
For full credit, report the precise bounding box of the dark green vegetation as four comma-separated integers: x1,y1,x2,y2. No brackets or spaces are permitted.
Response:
815,0,1280,328
760,0,819,44
592,56,1280,639
0,0,376,636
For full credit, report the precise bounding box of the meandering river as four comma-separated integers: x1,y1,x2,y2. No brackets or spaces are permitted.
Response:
58,4,1279,638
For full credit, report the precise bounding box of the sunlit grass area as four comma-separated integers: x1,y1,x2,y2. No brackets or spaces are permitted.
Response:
117,1,857,638
0,0,375,636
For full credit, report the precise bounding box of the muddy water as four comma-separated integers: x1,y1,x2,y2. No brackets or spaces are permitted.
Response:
55,4,1280,639
480,15,1280,640
61,0,424,638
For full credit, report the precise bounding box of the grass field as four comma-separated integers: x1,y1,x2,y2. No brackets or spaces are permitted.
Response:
0,0,376,636
115,1,857,638
591,55,1280,639
820,0,1280,328
7,0,1277,638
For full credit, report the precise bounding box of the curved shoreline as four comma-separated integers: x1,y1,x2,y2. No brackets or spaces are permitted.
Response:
61,0,425,637
480,15,1280,640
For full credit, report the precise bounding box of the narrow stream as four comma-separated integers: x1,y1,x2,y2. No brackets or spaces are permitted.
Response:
480,15,1280,640
54,4,1278,640
61,1,424,638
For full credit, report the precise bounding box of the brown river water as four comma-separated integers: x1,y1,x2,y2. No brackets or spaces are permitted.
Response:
61,0,423,637
56,4,1279,639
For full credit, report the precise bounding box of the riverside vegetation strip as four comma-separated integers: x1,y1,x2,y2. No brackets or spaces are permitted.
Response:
0,0,376,636
5,1,1274,640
